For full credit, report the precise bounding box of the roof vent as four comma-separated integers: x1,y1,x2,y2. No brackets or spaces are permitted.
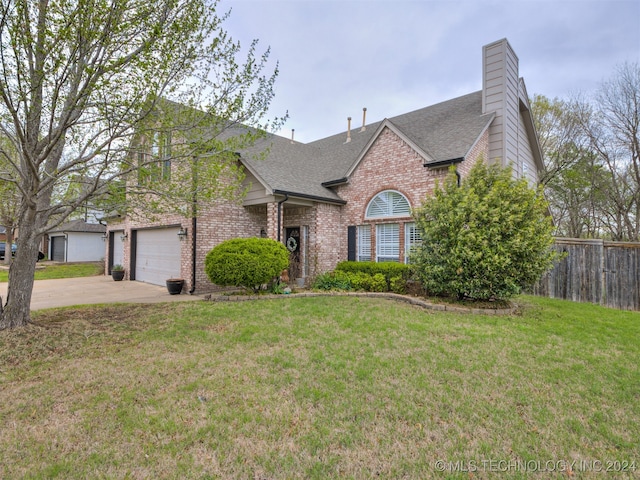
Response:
346,117,352,143
291,128,295,144
361,107,367,132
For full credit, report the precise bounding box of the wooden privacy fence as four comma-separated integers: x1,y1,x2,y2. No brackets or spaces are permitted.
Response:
533,238,640,311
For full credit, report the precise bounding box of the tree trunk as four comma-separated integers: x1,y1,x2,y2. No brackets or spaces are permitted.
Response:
0,232,40,329
3,228,13,266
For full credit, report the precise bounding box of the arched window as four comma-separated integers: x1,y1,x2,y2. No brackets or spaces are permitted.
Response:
366,190,411,219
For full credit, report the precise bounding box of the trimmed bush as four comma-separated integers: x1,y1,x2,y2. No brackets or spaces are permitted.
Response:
370,273,387,292
346,271,372,291
204,238,289,293
335,261,410,283
313,264,411,293
412,161,558,300
390,276,407,294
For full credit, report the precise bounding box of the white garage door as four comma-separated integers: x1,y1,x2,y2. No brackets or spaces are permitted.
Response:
135,228,181,286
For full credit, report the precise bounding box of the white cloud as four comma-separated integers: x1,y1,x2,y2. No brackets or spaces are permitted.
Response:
223,0,640,142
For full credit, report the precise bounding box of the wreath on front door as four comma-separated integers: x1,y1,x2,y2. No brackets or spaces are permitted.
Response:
286,236,298,252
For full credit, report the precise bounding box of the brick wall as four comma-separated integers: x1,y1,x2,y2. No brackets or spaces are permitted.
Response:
459,130,489,178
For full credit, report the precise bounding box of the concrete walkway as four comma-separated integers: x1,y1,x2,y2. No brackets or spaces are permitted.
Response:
0,276,201,311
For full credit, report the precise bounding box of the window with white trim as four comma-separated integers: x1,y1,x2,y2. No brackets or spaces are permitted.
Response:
139,131,172,183
357,225,371,261
366,190,411,219
404,222,421,263
376,224,399,262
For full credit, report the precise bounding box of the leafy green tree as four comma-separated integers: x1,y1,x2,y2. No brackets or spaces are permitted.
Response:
531,95,608,238
411,161,557,301
204,238,289,293
0,0,282,328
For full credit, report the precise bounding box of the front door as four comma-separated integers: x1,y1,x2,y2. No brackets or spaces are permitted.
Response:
285,227,301,278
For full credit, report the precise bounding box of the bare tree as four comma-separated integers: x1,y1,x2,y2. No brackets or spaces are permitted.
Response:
0,0,283,328
531,95,608,238
579,63,640,241
0,136,20,264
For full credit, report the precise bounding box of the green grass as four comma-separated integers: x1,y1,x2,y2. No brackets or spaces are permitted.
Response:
0,262,103,282
1,295,638,479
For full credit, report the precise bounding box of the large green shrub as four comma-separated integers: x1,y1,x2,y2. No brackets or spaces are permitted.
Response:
204,238,289,292
412,161,558,301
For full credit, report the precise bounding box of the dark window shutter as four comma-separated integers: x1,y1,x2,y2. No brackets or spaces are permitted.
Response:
347,226,356,261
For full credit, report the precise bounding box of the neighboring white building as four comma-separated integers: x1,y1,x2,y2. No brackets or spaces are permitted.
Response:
47,219,106,262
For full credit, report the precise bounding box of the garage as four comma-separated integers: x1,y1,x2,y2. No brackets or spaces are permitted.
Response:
134,228,182,286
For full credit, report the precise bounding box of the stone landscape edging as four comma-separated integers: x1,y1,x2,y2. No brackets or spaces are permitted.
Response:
204,291,517,316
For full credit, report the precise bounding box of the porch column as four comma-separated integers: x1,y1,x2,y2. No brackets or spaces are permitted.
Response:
266,202,280,240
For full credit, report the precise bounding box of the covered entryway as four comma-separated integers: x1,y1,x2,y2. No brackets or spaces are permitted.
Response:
134,227,181,286
50,236,66,262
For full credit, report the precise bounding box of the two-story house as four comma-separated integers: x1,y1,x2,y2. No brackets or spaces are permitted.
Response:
105,38,543,293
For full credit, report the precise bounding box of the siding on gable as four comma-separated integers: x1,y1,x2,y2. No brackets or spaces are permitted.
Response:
243,170,272,205
518,108,537,184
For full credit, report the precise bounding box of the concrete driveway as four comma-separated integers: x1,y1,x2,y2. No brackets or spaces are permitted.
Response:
0,276,201,310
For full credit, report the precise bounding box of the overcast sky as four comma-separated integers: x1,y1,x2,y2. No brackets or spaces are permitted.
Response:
223,0,640,143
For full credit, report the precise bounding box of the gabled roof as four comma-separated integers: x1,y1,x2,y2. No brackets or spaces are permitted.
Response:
241,91,495,203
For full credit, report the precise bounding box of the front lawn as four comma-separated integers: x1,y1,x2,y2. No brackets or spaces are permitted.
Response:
1,296,638,478
0,262,103,282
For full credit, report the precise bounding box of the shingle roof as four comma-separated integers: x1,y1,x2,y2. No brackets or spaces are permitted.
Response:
241,91,495,203
48,219,106,233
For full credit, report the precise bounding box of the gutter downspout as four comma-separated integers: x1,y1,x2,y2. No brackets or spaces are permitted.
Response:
452,160,461,187
277,193,289,242
189,216,197,294
189,157,198,295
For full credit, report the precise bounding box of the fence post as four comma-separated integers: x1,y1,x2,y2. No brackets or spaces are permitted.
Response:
600,241,606,307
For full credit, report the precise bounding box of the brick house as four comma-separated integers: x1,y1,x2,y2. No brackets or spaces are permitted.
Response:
105,38,544,293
